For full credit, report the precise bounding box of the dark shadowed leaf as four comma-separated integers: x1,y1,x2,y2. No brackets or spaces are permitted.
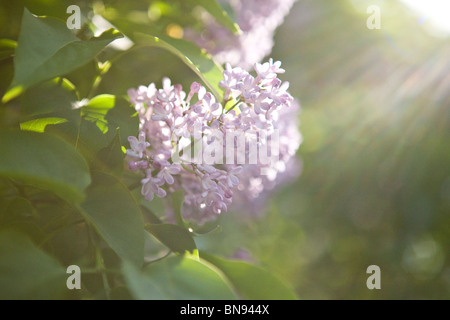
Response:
0,130,91,204
20,79,78,119
0,230,66,299
140,206,163,225
97,130,124,171
105,97,139,145
80,172,144,266
145,224,196,254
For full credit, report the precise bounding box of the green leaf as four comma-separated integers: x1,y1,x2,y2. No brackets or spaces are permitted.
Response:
140,206,163,225
110,286,133,300
96,130,124,171
121,262,167,300
77,120,116,157
20,117,68,133
135,33,225,102
171,189,186,226
73,95,117,160
80,172,144,266
81,94,138,141
75,95,137,168
20,79,78,119
82,94,116,133
123,255,237,300
4,8,122,102
0,39,17,61
0,230,66,299
105,98,139,146
0,130,91,204
5,197,35,218
64,60,99,99
145,224,196,254
197,0,240,34
201,252,298,300
2,221,47,249
0,56,14,99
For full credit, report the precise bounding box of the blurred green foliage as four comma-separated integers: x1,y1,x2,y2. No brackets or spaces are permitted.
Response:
0,0,448,300
202,0,450,299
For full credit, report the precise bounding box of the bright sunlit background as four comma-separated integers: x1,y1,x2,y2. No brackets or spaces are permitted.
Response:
400,0,450,36
200,0,450,299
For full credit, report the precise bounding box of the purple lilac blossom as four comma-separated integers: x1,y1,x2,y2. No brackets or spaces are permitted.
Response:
126,60,301,224
185,0,297,69
230,99,302,218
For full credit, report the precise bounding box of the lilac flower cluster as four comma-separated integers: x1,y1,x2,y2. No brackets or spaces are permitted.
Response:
126,60,300,224
230,100,302,218
185,0,297,69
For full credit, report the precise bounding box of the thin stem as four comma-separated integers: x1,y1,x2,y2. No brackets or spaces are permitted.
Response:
181,163,196,174
74,112,83,149
166,195,185,228
174,210,185,228
82,213,112,301
95,236,111,300
225,100,241,114
87,58,108,100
